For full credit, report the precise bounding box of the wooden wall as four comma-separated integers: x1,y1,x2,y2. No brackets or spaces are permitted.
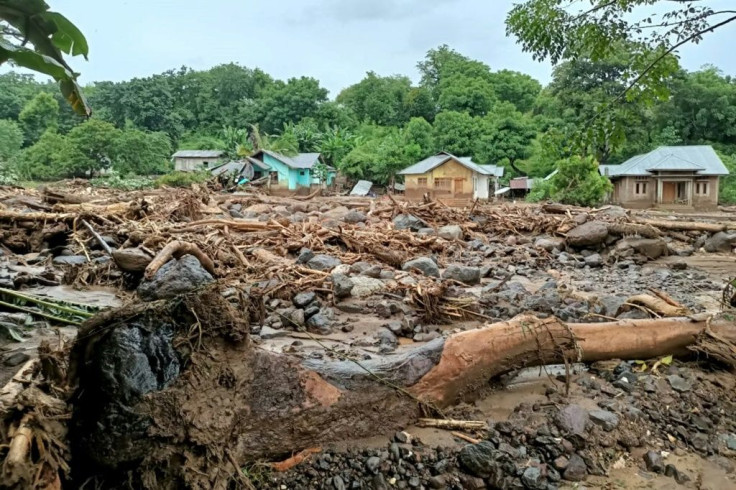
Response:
404,158,474,200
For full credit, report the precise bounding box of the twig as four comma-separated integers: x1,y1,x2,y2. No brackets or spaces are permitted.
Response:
451,431,481,444
81,219,113,255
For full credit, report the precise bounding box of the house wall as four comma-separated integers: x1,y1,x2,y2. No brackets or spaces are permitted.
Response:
613,176,656,208
174,157,216,172
263,153,297,190
404,158,475,200
692,176,720,209
475,174,490,199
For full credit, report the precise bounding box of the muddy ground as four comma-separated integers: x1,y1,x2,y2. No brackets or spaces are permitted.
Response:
1,183,736,489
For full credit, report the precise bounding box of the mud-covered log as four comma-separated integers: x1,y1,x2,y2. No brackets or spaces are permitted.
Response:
634,217,726,233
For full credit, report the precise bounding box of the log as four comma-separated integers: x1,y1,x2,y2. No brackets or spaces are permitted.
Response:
81,219,112,255
417,418,488,431
0,359,38,411
144,241,217,279
2,414,33,480
625,294,690,317
634,217,726,233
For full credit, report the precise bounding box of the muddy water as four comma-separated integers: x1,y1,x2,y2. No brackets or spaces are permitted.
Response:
25,285,123,308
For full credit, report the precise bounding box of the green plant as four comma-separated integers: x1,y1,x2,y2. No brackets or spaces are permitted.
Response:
155,171,211,188
0,161,18,185
90,172,154,190
527,155,612,207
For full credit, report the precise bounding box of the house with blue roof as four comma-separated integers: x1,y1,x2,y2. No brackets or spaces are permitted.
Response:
398,152,505,201
599,145,729,209
251,150,336,191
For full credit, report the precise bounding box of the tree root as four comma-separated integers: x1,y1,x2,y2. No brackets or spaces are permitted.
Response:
144,240,217,280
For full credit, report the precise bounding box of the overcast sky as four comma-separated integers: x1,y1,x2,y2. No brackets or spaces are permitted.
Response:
46,0,736,96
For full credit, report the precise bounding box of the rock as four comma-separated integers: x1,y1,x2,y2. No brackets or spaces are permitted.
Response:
442,265,481,285
365,455,381,473
616,237,667,259
667,374,691,392
669,260,688,270
704,231,736,253
523,292,562,313
360,265,382,278
393,214,428,231
306,314,331,334
306,254,342,271
597,296,625,317
289,309,306,328
112,248,153,273
521,467,546,490
342,210,367,223
331,273,354,298
535,237,566,252
574,213,588,225
350,277,385,298
259,326,289,339
438,225,463,240
719,433,736,451
303,304,320,318
376,329,398,349
332,475,346,490
296,248,315,264
137,255,214,301
323,206,350,220
598,206,627,218
402,257,440,278
555,405,589,436
3,351,30,367
417,227,436,236
293,291,317,308
53,255,88,265
563,454,587,482
589,410,619,431
566,221,609,248
643,451,664,473
458,441,499,478
584,253,603,267
229,209,244,219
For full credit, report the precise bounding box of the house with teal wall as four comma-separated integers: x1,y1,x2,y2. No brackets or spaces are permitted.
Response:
251,150,336,190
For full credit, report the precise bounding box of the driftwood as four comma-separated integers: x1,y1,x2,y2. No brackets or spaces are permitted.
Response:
634,217,726,233
144,241,217,279
0,359,38,410
625,294,690,317
81,219,112,255
417,418,488,431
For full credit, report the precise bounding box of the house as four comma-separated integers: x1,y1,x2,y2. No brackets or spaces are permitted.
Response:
172,150,226,172
398,152,505,201
600,146,729,209
210,157,271,182
250,150,336,190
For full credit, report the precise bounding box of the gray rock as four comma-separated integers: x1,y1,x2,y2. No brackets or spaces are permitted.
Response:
438,225,463,240
53,255,88,265
293,292,317,308
296,248,315,264
521,467,546,490
342,210,367,223
566,221,609,248
288,309,305,328
719,433,736,451
704,231,736,253
350,276,385,297
307,254,342,271
402,257,440,278
304,304,320,318
417,227,436,236
643,451,664,473
3,351,30,367
365,456,381,473
563,454,587,482
138,255,214,301
667,374,692,392
574,213,589,225
333,475,346,490
360,265,382,278
597,206,627,218
458,442,499,478
306,314,331,334
112,248,153,273
599,296,626,316
616,237,668,259
376,329,398,349
523,292,562,313
442,264,481,285
229,209,244,218
589,410,619,431
584,253,603,267
555,404,589,436
535,236,566,252
393,214,428,231
259,326,289,339
331,273,354,298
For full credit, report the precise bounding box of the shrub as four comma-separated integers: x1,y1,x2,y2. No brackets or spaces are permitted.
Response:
90,172,154,190
154,171,211,188
526,155,611,207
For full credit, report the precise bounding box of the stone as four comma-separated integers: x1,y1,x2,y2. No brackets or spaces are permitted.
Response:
365,456,381,473
555,405,589,436
293,291,317,308
387,321,403,334
574,213,588,225
553,456,569,471
417,227,436,236
643,451,664,473
597,206,627,218
376,329,398,349
350,277,385,298
402,257,440,278
304,305,320,318
719,433,736,451
331,273,354,298
599,296,626,317
521,467,546,490
616,238,668,260
138,255,214,301
289,309,306,328
563,454,587,482
296,248,315,264
306,254,342,271
667,374,691,392
393,214,428,231
53,255,88,265
360,265,382,278
229,209,244,219
306,314,331,334
342,210,367,223
589,410,619,431
333,475,346,490
442,264,481,285
437,225,463,240
535,236,566,252
704,231,736,253
258,326,289,340
669,260,688,270
3,351,30,367
566,221,609,248
584,253,603,267
111,248,153,272
457,441,499,478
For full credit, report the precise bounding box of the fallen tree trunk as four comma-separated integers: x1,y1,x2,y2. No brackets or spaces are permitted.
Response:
144,241,216,279
66,289,735,488
634,217,726,233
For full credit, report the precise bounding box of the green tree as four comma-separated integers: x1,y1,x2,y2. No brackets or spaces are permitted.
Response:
718,151,736,204
432,111,479,156
337,72,412,126
405,87,436,122
528,155,612,206
0,73,38,120
19,92,59,144
12,130,69,180
488,70,542,113
475,105,536,173
0,119,24,161
318,126,357,169
437,75,496,116
403,117,435,158
112,129,172,175
63,119,121,177
254,77,329,133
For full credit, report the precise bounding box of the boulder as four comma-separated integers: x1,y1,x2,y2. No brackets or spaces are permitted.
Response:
535,237,565,252
393,214,428,231
437,225,463,241
616,237,667,259
584,253,603,267
331,274,354,298
293,291,317,308
589,410,619,431
306,254,342,271
442,265,481,285
566,221,609,248
112,248,153,273
350,277,385,298
53,255,88,266
137,255,214,301
342,210,367,224
458,442,500,478
323,206,350,220
555,404,589,436
563,454,587,482
704,232,736,253
402,257,440,278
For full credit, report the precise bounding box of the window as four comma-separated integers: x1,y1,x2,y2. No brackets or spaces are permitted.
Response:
417,177,428,187
434,178,452,190
695,181,709,196
635,179,648,195
202,161,210,168
299,170,306,176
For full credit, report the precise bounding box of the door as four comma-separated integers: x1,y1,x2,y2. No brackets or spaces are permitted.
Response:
453,178,465,197
662,182,676,203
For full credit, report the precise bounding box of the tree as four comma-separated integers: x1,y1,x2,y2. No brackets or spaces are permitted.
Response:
475,105,536,174
432,111,479,156
488,70,542,113
254,77,329,133
318,126,357,169
63,119,121,177
403,117,435,158
528,155,612,206
0,73,38,120
337,72,412,126
112,129,172,175
12,130,70,180
437,75,497,116
0,0,90,115
19,92,59,144
0,119,23,161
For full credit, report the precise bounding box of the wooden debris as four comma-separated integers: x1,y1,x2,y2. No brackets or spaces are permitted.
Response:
625,293,690,317
144,240,217,279
417,418,488,431
269,447,322,472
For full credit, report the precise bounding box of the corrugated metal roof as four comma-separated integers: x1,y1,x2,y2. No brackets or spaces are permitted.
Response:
263,150,321,169
398,152,504,177
350,180,374,196
172,150,225,158
600,146,728,177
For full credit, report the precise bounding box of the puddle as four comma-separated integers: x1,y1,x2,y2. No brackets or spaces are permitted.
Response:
24,285,122,308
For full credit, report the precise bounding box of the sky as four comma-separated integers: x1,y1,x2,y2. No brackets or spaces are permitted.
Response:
40,0,736,96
